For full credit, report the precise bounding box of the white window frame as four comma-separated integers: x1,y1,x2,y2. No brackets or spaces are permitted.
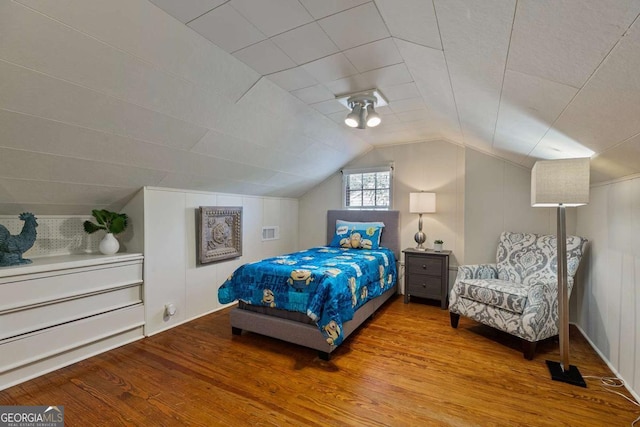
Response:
341,165,393,210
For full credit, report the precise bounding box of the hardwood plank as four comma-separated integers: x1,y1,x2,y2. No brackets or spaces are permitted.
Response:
1,295,638,426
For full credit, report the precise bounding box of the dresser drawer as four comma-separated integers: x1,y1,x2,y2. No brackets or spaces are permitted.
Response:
406,275,442,299
0,283,143,340
1,304,144,375
0,261,143,312
406,256,443,276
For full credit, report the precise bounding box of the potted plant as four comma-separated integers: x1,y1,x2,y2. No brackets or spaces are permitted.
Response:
434,239,444,252
83,209,128,255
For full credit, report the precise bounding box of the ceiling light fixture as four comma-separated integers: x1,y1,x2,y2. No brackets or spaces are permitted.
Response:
336,89,388,130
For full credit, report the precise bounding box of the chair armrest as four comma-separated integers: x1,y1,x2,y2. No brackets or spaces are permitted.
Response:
526,277,574,308
449,263,498,313
521,278,574,341
456,264,498,281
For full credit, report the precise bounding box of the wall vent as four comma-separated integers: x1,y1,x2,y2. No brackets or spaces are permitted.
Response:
262,226,280,241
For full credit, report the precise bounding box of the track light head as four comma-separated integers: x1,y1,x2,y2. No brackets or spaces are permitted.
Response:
345,103,362,128
366,104,381,127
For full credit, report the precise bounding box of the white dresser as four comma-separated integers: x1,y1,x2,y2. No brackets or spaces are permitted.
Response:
0,253,144,390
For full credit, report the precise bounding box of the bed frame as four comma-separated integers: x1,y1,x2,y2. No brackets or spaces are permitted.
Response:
229,209,400,360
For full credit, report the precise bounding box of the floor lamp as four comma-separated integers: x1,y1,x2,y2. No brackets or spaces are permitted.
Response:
531,158,590,387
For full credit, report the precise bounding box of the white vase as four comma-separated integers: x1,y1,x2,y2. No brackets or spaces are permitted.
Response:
434,243,443,252
99,233,119,255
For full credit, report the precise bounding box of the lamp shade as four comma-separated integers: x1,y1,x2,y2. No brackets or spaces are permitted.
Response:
531,158,590,207
409,192,436,213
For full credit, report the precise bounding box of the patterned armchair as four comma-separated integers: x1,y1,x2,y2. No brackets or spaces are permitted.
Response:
449,231,588,359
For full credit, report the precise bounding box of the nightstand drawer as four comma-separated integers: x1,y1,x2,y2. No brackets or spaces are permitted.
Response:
406,256,443,275
406,275,442,299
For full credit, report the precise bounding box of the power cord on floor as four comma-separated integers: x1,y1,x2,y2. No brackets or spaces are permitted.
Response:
583,375,640,426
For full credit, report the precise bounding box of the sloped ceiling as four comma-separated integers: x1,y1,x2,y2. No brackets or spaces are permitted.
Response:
2,0,640,215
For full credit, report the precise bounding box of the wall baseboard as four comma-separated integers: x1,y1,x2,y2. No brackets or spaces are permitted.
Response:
571,322,640,403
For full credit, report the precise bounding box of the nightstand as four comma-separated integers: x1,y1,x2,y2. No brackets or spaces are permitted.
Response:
403,248,451,309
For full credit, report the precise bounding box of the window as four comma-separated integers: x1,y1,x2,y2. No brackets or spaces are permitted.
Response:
342,166,393,210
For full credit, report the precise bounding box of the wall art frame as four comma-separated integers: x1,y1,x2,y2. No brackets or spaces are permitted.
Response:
197,206,242,265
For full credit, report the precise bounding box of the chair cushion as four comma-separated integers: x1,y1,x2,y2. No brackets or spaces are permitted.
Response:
496,232,587,286
456,278,529,314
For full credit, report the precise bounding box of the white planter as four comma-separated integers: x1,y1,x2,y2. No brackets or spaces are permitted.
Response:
99,233,120,255
434,243,443,252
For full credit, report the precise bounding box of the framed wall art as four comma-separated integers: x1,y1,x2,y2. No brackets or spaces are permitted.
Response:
197,206,242,265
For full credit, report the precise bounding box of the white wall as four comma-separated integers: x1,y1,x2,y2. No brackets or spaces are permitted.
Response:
298,173,343,249
131,187,298,335
463,148,575,264
575,176,640,398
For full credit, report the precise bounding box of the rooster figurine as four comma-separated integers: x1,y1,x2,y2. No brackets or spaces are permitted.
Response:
0,212,38,267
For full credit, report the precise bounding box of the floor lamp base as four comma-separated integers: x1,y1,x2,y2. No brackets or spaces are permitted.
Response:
546,360,587,387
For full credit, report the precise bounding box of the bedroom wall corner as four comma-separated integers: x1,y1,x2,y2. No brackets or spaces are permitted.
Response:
120,187,144,254
455,146,466,266
142,187,299,336
298,172,342,248
463,148,560,264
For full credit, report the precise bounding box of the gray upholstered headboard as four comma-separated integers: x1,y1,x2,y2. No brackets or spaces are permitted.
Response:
326,210,400,259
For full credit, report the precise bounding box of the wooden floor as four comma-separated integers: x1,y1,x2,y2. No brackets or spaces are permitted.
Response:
1,295,638,426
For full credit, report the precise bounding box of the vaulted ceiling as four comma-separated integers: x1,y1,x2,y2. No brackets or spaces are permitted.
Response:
2,0,640,215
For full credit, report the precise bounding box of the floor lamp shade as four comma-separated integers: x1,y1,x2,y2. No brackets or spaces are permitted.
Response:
531,158,590,207
409,192,436,250
531,157,590,387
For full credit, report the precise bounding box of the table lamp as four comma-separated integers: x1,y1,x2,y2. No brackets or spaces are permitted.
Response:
409,192,436,250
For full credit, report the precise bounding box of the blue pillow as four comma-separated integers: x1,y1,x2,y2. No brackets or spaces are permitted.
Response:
329,224,383,249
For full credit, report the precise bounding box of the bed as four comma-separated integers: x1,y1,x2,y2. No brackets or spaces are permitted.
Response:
219,210,400,360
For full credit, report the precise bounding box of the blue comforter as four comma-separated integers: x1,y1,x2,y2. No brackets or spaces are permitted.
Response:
218,246,397,346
